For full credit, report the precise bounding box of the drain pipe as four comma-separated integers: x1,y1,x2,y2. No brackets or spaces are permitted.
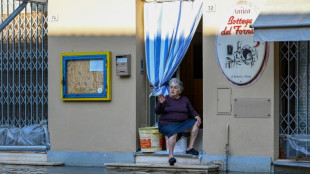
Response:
224,123,230,171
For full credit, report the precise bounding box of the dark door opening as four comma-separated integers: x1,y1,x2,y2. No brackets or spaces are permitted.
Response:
149,18,203,128
180,18,203,127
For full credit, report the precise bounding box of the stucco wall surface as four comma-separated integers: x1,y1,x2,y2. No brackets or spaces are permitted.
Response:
48,0,142,152
202,0,277,159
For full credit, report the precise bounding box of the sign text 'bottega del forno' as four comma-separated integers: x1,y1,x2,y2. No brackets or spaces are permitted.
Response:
216,1,269,87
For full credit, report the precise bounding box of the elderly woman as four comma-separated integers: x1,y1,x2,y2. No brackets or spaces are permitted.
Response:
155,78,201,166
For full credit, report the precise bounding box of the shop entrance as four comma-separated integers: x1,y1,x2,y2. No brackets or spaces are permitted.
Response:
149,18,203,128
279,41,310,160
0,1,49,149
179,19,203,126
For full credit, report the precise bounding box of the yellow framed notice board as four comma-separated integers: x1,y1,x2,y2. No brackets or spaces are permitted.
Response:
61,52,111,101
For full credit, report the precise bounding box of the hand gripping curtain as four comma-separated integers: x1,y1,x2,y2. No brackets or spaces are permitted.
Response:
144,0,203,96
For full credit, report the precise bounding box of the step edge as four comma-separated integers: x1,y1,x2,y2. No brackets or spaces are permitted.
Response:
104,163,219,169
106,166,218,172
135,159,200,164
0,161,64,166
135,151,198,158
135,155,199,159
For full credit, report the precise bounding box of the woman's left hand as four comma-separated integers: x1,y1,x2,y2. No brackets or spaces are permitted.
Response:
194,116,201,127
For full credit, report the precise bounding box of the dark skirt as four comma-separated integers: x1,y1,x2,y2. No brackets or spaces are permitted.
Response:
158,119,196,138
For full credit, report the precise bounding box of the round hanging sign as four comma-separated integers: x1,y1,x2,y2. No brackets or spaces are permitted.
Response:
216,1,269,87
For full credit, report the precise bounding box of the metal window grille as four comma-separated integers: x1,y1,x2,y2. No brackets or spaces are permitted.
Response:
279,41,310,159
0,0,48,147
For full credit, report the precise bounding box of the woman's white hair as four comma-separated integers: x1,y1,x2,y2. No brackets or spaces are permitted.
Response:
169,78,184,92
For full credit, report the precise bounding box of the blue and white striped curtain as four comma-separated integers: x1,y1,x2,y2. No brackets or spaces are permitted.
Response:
144,0,203,96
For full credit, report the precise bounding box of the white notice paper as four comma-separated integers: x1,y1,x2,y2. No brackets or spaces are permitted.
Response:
90,60,104,72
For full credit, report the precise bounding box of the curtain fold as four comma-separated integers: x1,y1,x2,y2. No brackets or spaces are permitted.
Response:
144,0,203,96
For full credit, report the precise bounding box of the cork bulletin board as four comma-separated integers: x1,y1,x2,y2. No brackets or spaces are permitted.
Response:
61,52,111,101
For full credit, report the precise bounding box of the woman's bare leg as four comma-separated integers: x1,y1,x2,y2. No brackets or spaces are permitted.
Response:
168,134,177,159
187,123,199,150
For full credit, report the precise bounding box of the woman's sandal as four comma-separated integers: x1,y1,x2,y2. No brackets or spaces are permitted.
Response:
168,157,176,166
186,148,199,155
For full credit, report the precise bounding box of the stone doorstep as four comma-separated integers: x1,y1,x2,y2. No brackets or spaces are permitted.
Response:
0,152,65,166
135,151,197,157
273,159,310,168
105,163,219,172
0,161,64,166
135,151,200,165
135,155,200,165
0,152,47,162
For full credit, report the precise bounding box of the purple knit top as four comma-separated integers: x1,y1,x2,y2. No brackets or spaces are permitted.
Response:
155,95,200,126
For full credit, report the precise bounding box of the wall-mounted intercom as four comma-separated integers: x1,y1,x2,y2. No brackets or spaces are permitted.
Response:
116,54,131,76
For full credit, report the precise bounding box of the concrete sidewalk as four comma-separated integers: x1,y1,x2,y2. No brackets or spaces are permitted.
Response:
0,164,222,174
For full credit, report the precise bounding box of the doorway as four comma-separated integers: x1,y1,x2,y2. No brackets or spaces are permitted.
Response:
279,41,310,160
0,1,49,149
149,18,203,127
179,19,203,127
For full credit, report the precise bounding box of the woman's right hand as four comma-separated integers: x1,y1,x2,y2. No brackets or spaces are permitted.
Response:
158,94,166,104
